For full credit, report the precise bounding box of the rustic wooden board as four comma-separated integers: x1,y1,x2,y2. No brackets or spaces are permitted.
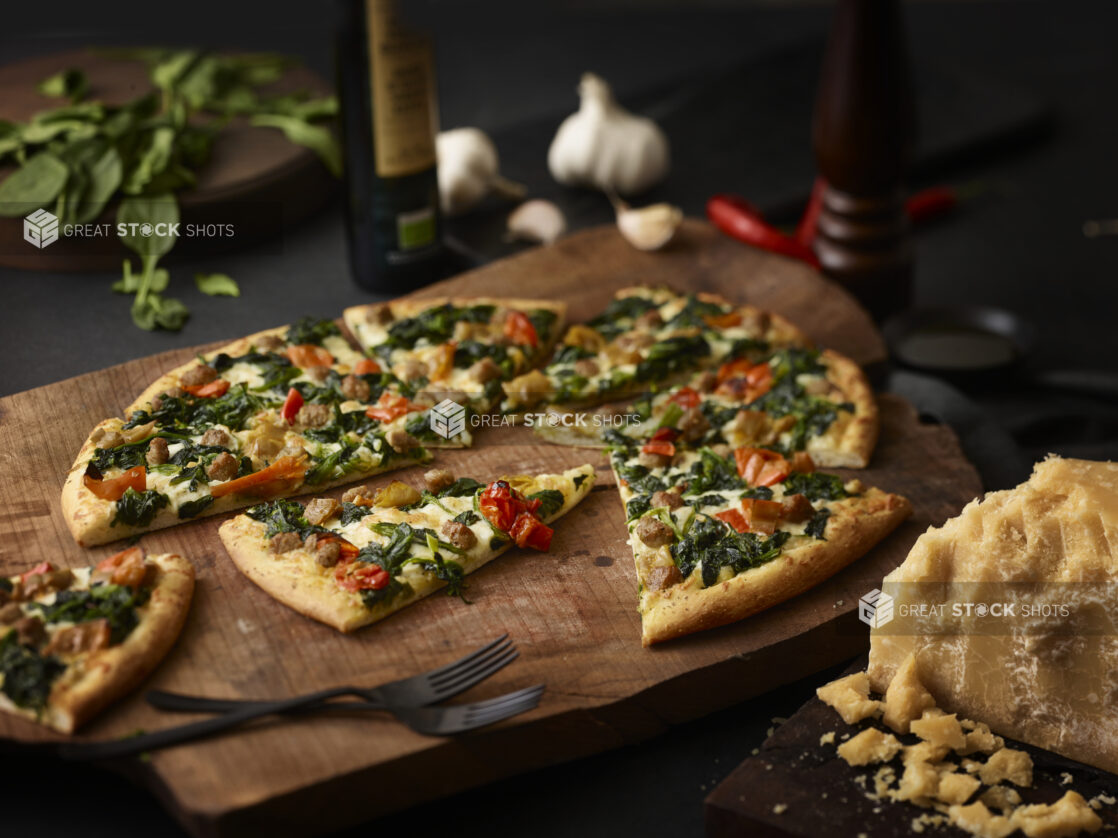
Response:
0,221,979,837
0,49,336,271
705,658,1118,837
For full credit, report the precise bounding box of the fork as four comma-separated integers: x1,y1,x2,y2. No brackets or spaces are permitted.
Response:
58,685,545,761
147,633,518,715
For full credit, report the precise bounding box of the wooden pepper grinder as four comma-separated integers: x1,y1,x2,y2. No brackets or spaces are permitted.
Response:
812,0,916,321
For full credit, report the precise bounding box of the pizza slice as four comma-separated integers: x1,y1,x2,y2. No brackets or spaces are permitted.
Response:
0,548,193,733
501,286,812,413
219,463,595,632
63,318,443,547
608,442,910,645
623,346,878,468
343,297,567,410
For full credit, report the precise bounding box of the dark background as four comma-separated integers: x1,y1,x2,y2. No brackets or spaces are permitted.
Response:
3,1,1118,836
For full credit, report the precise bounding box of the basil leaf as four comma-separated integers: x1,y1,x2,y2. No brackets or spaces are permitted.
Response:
251,114,341,176
0,151,69,216
195,272,240,297
38,68,89,102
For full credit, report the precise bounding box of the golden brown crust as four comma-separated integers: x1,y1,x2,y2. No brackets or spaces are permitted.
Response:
809,349,879,469
639,490,912,646
44,553,195,733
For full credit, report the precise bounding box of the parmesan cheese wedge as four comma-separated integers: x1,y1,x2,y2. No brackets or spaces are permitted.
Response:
868,456,1118,776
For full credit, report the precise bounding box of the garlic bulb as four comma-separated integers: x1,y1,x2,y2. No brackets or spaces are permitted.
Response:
548,73,670,196
615,200,683,251
507,200,566,245
436,127,524,216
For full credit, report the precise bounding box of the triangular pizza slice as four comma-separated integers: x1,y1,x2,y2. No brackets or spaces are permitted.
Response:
219,464,595,632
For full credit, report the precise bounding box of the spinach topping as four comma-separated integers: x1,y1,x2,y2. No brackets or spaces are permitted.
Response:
553,373,589,403
634,335,710,382
88,437,161,471
552,344,594,365
125,383,268,433
452,510,480,526
573,473,589,490
667,294,727,328
0,632,65,712
305,443,358,485
112,488,170,528
377,303,494,357
805,508,831,540
684,448,741,496
671,516,790,587
246,498,327,540
338,501,372,526
212,350,297,393
438,477,485,498
304,405,381,444
626,494,652,521
586,295,658,339
178,496,215,520
32,583,150,644
355,522,468,608
746,348,851,453
527,308,558,340
613,460,667,495
780,471,850,503
740,485,775,501
527,489,564,519
454,340,513,373
286,316,341,346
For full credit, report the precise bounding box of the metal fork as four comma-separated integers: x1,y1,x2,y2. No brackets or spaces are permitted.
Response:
147,634,518,715
58,685,545,761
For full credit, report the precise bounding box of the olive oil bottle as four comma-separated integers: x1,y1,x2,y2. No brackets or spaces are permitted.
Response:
337,0,445,291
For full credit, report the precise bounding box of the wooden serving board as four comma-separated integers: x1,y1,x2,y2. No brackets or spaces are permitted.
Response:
0,221,981,837
0,49,337,271
705,658,1118,837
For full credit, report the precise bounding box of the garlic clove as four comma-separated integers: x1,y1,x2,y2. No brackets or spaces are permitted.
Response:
615,202,683,251
507,200,567,245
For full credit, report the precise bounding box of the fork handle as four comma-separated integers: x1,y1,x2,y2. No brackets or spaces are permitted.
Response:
59,688,366,761
146,688,386,715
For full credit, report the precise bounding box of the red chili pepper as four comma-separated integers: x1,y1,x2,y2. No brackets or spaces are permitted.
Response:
795,176,826,245
281,387,303,425
906,186,958,223
649,426,678,442
706,194,820,268
641,439,676,458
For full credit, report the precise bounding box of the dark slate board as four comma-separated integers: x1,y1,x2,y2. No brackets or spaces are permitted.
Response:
705,658,1118,838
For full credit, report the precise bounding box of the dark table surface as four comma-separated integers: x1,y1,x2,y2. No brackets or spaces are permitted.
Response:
3,2,1118,836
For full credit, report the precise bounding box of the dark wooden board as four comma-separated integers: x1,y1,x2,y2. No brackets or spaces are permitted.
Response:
0,49,337,270
705,657,1118,838
0,221,980,837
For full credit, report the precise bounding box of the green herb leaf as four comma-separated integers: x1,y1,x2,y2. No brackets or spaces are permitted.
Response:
38,68,89,103
0,151,69,216
194,272,240,297
251,114,341,176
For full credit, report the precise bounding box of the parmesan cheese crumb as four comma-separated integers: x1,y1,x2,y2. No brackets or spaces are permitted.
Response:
820,731,836,746
817,672,883,725
837,728,903,767
772,803,788,815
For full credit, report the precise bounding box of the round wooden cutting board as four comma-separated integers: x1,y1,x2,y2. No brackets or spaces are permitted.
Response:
0,222,978,837
0,49,338,271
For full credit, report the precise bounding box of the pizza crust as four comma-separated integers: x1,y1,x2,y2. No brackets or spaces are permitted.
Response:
639,489,912,646
220,464,596,632
42,553,195,733
807,349,880,469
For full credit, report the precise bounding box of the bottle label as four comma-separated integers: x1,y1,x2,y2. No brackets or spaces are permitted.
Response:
396,207,436,251
366,0,439,178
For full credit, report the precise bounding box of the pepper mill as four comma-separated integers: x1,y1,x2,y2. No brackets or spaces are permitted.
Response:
812,0,916,321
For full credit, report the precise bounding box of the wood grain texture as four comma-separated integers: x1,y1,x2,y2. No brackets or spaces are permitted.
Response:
705,658,1118,838
0,49,336,271
0,221,976,837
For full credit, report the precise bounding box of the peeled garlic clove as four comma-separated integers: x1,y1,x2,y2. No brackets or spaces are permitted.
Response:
616,202,682,251
507,200,567,245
